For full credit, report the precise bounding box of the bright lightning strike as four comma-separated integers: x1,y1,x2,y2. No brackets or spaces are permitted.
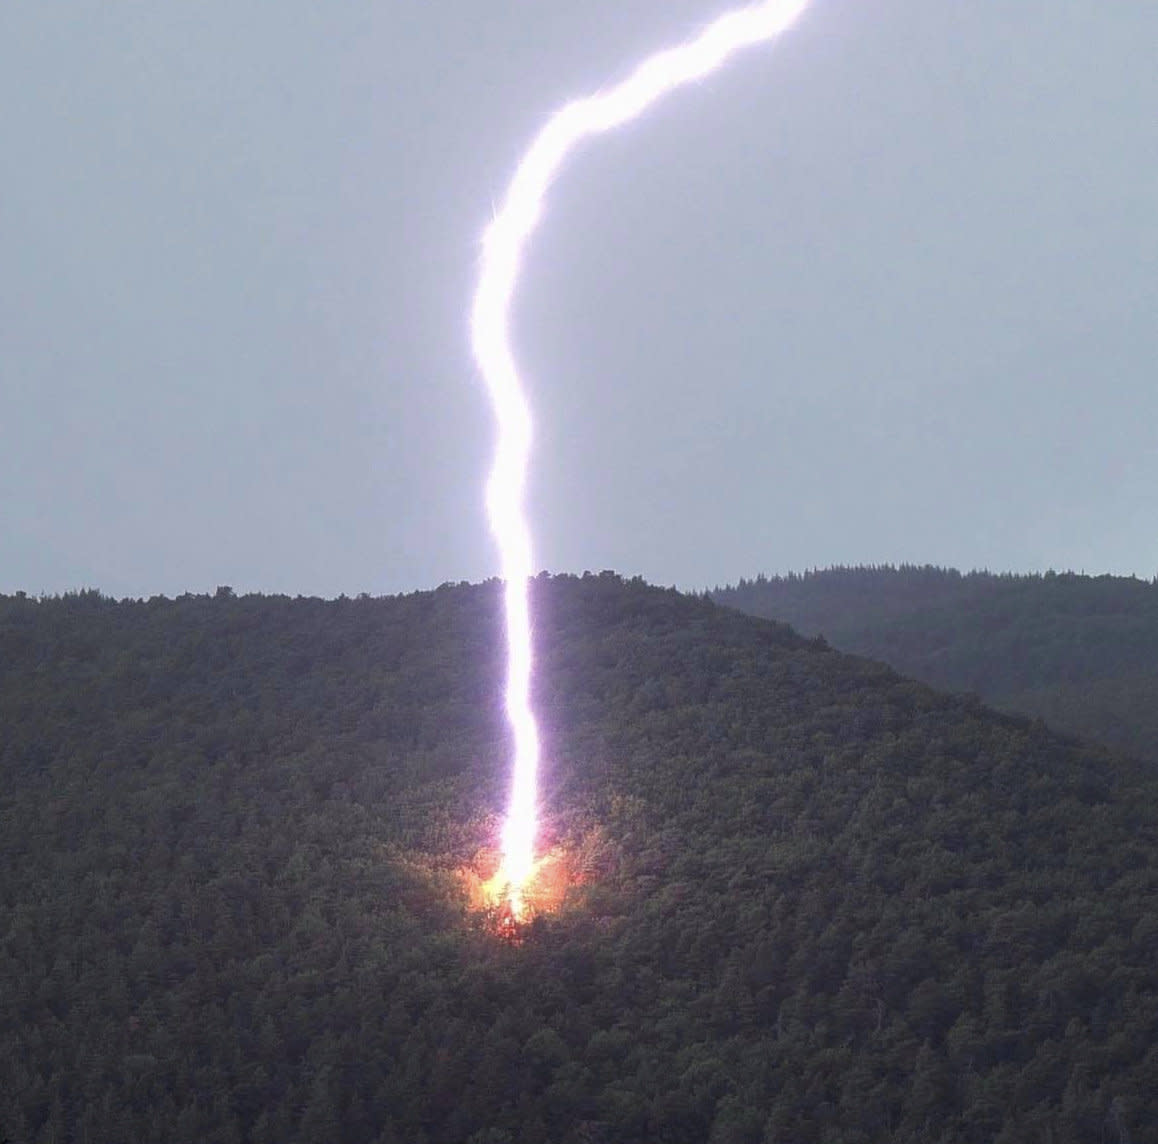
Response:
471,0,811,920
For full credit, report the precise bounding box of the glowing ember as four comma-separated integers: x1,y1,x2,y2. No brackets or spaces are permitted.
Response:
467,843,584,933
471,0,811,918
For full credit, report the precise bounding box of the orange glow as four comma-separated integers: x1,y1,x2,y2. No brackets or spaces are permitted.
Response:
464,844,584,933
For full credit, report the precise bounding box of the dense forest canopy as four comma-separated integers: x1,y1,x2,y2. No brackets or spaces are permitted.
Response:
714,566,1158,765
2,575,1157,1143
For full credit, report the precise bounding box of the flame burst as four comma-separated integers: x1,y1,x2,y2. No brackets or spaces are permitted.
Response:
467,841,587,935
471,0,811,920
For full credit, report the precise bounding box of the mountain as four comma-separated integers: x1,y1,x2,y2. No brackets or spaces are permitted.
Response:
714,566,1158,766
2,575,1157,1143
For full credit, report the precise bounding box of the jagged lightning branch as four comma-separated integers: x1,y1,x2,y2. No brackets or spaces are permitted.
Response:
471,0,811,916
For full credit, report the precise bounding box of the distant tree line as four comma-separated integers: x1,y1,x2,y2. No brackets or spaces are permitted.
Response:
714,565,1158,765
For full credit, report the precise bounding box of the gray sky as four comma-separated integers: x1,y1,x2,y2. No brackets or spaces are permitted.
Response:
3,0,1156,598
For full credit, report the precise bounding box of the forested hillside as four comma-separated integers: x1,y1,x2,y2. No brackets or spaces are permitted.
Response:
3,575,1158,1143
714,567,1158,765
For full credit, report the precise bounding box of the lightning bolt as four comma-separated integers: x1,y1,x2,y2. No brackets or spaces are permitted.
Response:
471,0,811,919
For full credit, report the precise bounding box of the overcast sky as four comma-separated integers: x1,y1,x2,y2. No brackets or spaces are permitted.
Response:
3,0,1155,598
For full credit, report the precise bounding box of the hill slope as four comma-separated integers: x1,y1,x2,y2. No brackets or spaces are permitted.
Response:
2,576,1158,1143
714,566,1158,765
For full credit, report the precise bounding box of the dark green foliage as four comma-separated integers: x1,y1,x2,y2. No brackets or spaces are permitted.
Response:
714,565,1158,764
2,574,1157,1142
